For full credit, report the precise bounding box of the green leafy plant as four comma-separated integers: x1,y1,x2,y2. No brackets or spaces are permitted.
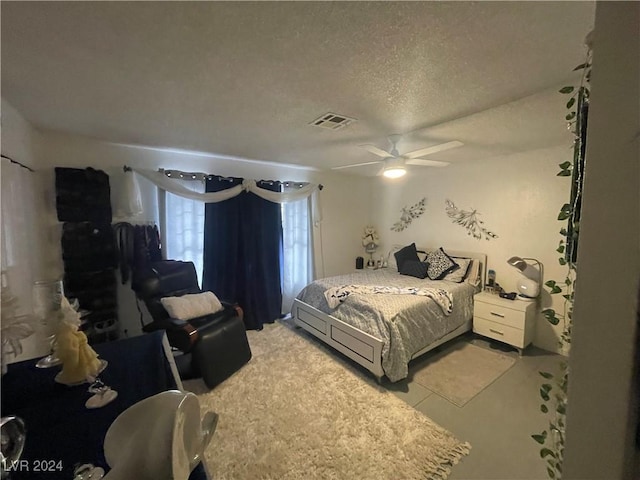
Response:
532,48,591,479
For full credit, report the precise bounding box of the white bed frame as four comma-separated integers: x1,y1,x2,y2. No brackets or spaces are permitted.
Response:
292,249,487,382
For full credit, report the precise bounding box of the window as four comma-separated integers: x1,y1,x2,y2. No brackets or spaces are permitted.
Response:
161,179,205,284
161,177,313,308
281,189,314,314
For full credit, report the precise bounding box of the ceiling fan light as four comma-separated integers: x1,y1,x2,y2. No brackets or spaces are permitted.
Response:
383,166,406,179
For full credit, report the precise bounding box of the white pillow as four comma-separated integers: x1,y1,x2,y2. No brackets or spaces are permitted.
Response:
465,259,481,288
160,291,224,321
442,258,472,283
386,244,404,271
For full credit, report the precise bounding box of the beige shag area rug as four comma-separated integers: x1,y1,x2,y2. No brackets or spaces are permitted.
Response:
412,341,516,407
185,322,470,480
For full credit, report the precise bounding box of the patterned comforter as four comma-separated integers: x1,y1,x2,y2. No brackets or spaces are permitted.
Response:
296,268,475,381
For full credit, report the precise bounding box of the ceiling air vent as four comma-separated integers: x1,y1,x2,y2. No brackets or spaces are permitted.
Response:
309,113,357,130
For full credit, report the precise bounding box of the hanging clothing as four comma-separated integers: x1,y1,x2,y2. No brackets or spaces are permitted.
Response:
55,167,112,223
114,223,162,284
202,176,283,330
133,224,162,269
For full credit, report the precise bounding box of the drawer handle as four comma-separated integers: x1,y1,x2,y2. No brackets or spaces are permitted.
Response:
490,311,505,318
489,328,504,336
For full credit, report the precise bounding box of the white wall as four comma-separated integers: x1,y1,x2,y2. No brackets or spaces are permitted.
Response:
563,2,639,478
368,144,573,353
38,130,371,337
1,99,42,170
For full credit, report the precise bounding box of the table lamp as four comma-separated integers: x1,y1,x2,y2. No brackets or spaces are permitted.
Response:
361,226,379,268
507,256,542,299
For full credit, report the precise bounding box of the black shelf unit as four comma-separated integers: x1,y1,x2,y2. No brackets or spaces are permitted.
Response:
55,167,119,344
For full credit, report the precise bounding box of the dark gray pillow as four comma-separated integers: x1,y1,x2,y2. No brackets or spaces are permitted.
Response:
399,260,428,279
393,243,420,272
426,248,457,280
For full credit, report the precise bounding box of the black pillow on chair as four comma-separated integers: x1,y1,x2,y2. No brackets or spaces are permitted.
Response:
394,243,420,271
399,260,428,279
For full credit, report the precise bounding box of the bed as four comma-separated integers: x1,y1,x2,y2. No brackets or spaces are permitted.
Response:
292,248,486,382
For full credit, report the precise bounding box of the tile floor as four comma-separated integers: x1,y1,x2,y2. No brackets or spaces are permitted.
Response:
380,333,565,479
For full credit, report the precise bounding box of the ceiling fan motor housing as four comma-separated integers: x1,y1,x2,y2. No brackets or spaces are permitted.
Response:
385,156,405,169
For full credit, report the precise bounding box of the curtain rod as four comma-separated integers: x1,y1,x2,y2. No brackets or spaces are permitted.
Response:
1,154,35,172
153,167,323,190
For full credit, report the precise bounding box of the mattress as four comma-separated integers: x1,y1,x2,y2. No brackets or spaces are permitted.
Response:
296,268,475,381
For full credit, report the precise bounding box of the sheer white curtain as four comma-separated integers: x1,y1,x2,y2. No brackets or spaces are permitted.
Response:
1,160,39,303
281,191,314,315
162,179,205,285
1,159,51,361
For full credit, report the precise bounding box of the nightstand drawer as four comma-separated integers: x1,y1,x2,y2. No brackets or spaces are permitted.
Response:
473,317,526,348
474,301,527,329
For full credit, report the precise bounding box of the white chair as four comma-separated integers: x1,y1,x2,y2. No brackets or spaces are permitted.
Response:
103,390,217,480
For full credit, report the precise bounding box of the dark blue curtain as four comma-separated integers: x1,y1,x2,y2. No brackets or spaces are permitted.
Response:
202,176,283,330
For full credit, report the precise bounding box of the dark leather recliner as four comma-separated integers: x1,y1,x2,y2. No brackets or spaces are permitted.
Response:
132,260,252,389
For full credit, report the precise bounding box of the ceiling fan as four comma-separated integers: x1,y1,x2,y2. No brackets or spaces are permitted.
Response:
332,135,463,178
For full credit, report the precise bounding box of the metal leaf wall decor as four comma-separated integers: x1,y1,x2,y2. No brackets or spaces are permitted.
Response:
390,198,426,232
445,199,498,240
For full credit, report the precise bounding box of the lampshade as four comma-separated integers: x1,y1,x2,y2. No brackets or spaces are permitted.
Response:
507,256,542,299
382,157,407,179
383,166,406,179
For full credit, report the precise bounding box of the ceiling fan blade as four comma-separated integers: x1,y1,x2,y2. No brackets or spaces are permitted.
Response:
359,144,392,158
331,160,383,170
405,159,450,167
404,140,464,159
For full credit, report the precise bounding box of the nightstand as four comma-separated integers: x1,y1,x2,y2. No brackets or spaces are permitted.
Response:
473,291,536,354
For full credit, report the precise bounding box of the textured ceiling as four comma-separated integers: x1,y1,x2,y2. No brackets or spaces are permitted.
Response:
1,1,595,173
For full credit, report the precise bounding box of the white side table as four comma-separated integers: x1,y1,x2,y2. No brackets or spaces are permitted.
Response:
473,291,536,354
